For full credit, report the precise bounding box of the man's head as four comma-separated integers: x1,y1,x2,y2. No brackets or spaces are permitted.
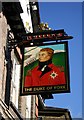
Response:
39,48,54,62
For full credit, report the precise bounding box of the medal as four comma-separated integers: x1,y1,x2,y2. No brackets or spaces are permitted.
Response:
50,71,58,79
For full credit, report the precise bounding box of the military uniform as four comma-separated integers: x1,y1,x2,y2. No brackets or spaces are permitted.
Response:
24,63,66,87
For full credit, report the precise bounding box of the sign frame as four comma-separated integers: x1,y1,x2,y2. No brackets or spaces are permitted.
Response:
20,41,70,95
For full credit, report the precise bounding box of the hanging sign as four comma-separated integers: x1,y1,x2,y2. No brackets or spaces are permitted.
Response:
20,41,70,95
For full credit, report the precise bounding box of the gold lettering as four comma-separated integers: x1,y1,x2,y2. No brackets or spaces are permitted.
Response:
54,85,65,90
33,87,45,91
46,86,53,90
25,88,32,92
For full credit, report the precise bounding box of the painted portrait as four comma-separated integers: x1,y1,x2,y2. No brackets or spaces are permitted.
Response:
21,41,70,95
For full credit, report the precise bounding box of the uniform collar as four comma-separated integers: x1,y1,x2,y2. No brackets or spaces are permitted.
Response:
38,59,52,78
38,59,52,69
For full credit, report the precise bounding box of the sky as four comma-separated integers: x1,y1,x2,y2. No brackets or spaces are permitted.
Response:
38,2,82,118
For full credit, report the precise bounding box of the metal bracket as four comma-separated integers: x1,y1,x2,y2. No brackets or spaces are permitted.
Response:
6,30,18,49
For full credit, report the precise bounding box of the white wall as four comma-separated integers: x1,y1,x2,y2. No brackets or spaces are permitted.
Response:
18,0,33,118
25,95,32,118
19,0,33,33
11,58,21,109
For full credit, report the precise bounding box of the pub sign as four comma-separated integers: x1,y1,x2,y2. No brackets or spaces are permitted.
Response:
20,41,70,95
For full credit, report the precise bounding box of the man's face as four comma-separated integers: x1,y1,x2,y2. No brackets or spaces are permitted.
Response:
39,51,51,62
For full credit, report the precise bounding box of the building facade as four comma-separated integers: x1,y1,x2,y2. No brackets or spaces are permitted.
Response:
0,1,37,119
